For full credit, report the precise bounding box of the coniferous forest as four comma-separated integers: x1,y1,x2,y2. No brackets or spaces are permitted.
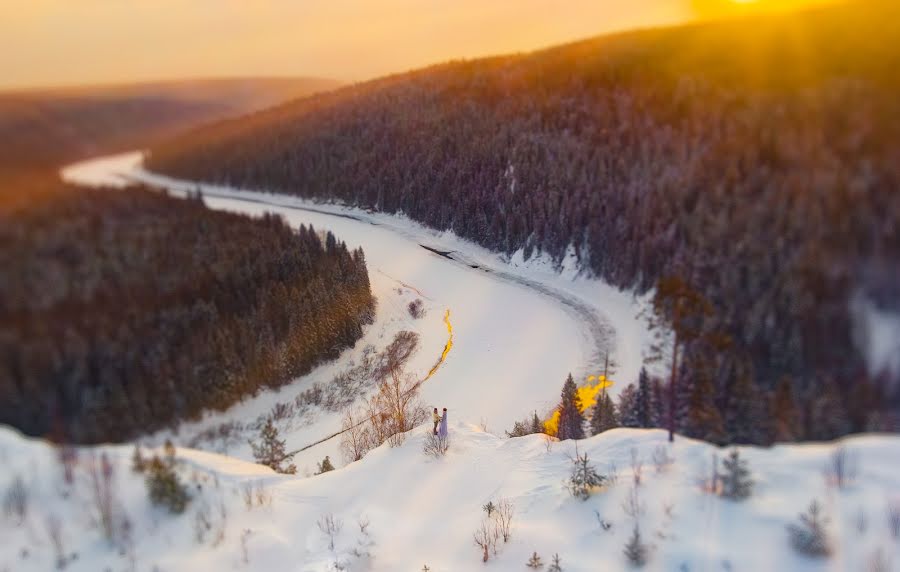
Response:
148,2,900,442
0,186,375,443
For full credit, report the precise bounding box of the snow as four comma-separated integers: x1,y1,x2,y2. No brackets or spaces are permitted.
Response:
31,152,897,570
852,292,900,386
62,151,652,471
3,423,899,571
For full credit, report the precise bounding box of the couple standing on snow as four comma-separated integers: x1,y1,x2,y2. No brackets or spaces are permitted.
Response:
432,407,448,437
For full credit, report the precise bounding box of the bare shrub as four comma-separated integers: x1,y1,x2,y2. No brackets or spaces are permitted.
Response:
607,461,619,486
622,486,645,520
318,513,344,552
58,446,77,486
595,509,613,532
787,500,831,558
868,548,891,572
241,481,271,510
44,514,67,569
194,502,212,544
3,475,28,523
366,365,426,448
408,299,426,319
543,434,555,453
495,499,515,543
340,408,372,463
351,514,375,559
823,446,857,489
887,502,900,539
87,452,118,541
423,430,450,458
656,501,671,522
473,520,496,562
630,448,644,486
651,445,673,473
696,453,721,495
241,529,252,565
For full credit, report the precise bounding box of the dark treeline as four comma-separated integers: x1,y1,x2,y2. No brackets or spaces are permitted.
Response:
0,186,375,443
149,1,900,442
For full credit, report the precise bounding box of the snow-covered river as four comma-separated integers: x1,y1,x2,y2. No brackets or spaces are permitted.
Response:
62,152,648,465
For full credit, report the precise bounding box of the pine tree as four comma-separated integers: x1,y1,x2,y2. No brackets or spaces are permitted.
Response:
682,370,725,445
787,500,831,557
131,445,146,473
531,411,544,434
636,368,651,427
623,525,648,567
548,553,563,572
809,379,851,441
317,455,335,474
618,384,640,428
557,374,585,440
567,447,606,500
720,449,753,500
146,456,190,514
650,377,666,428
250,419,297,474
771,376,799,442
591,390,619,435
725,364,764,445
526,552,544,569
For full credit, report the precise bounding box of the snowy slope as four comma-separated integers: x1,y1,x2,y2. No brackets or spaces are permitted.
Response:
3,423,899,571
62,152,651,473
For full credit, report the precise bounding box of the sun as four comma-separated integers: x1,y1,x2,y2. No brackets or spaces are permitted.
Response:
692,0,835,18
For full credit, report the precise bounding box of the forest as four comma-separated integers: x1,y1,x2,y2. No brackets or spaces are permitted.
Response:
0,185,375,443
148,0,900,443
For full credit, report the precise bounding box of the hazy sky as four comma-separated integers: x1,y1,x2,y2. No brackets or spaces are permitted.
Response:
0,0,800,90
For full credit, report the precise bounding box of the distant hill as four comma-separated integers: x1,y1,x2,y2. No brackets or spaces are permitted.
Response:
0,77,340,177
149,0,900,442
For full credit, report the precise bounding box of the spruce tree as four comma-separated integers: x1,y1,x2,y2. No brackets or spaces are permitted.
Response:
557,374,585,440
146,456,190,514
591,390,619,435
787,500,831,557
526,552,544,569
623,525,648,567
531,411,544,435
809,379,851,441
771,376,799,442
568,448,606,500
548,554,563,572
636,368,651,427
725,365,764,445
618,384,640,428
650,377,666,428
317,455,335,474
683,371,725,445
720,449,753,500
250,419,297,474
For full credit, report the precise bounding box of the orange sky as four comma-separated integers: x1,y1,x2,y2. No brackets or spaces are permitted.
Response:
0,0,829,90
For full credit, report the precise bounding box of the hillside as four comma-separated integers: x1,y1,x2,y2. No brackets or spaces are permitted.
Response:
1,422,897,571
147,0,900,443
0,77,340,185
0,185,374,443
